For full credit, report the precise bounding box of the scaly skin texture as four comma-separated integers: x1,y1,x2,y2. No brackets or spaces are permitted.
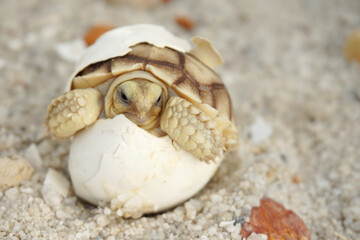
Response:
46,88,102,138
160,96,224,163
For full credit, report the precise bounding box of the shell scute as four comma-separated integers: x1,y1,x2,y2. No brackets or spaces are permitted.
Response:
73,61,113,89
111,57,144,76
146,44,182,67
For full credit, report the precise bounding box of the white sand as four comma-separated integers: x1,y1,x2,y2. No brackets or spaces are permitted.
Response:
1,0,360,239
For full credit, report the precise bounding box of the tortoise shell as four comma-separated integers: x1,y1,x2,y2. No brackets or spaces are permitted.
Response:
71,43,234,124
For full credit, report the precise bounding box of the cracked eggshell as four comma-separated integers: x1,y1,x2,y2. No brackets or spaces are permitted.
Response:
65,24,191,91
68,115,221,216
65,24,222,91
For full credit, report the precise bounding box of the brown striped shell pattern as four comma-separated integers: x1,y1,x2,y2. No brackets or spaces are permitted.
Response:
70,43,237,149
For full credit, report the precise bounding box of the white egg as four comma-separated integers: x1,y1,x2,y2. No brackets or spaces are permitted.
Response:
63,24,229,218
68,115,221,218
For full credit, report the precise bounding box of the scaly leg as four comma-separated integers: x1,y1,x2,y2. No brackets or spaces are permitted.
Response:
160,96,224,163
46,88,102,138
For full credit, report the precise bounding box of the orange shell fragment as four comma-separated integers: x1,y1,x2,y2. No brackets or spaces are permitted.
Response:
175,15,195,31
83,24,115,46
344,30,360,64
240,198,311,240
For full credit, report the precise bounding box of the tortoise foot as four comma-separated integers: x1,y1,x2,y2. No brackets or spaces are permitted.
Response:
160,96,224,163
46,88,102,138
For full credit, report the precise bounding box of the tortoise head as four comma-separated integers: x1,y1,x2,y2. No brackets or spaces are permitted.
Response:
105,71,169,130
111,79,163,129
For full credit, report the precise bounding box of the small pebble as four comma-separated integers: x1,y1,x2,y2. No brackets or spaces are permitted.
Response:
0,155,34,191
175,15,195,31
54,38,86,63
0,58,5,69
249,117,273,144
41,169,70,207
247,233,268,240
24,144,43,170
37,140,52,156
5,187,19,200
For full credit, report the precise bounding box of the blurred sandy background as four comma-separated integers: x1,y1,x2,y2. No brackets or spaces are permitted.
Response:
1,0,360,239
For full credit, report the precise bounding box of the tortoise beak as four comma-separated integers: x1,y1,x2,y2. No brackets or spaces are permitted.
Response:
124,112,158,129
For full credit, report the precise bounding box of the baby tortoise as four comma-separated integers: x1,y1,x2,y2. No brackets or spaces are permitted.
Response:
46,42,237,162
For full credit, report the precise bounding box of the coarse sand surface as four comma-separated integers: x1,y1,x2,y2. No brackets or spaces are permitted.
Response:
0,0,360,239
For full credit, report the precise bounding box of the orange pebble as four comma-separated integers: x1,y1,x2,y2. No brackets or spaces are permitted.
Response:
83,24,115,46
175,16,195,31
292,174,300,184
344,30,360,63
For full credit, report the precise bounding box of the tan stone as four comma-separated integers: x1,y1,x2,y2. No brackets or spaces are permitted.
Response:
0,155,34,191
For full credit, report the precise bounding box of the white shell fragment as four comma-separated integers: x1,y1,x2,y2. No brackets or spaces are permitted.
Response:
69,115,221,218
249,117,273,144
0,58,6,69
24,143,43,170
190,36,223,68
0,155,34,191
43,168,70,198
54,38,86,63
247,233,269,240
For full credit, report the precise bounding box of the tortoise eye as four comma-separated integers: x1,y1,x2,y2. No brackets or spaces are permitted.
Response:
155,95,162,106
118,91,131,105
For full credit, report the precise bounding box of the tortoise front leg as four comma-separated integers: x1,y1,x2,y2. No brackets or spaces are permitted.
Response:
46,88,102,138
160,96,224,163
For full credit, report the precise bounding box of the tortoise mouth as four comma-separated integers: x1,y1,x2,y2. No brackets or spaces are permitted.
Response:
124,112,159,130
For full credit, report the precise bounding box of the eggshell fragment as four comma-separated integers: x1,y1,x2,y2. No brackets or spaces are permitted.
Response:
249,117,273,144
68,115,221,217
65,24,222,91
344,30,360,63
83,24,115,46
175,15,195,31
24,143,43,170
66,24,191,91
43,168,70,198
